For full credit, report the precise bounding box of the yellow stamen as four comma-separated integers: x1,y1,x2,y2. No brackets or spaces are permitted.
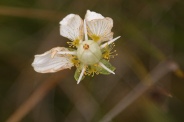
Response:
67,39,80,47
85,64,100,77
102,43,117,60
91,34,100,42
71,56,80,67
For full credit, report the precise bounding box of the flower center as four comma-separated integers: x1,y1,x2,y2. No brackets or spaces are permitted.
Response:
77,40,102,65
83,44,89,50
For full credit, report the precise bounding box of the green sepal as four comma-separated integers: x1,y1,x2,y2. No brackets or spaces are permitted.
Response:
74,68,85,81
98,59,116,75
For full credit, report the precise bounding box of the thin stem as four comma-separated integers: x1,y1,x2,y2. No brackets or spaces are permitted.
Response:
99,62,115,74
99,61,179,122
77,66,86,84
6,74,67,122
84,20,88,41
100,36,121,49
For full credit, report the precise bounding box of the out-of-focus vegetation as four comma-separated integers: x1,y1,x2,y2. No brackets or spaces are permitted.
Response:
0,0,184,122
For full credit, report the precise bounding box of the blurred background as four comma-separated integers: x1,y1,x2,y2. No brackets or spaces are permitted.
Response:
0,0,184,122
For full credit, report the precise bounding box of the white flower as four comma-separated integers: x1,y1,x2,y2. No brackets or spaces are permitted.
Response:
32,10,120,84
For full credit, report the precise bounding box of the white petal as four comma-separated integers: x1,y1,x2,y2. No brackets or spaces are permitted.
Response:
85,10,104,21
32,47,74,73
86,17,113,43
60,14,83,41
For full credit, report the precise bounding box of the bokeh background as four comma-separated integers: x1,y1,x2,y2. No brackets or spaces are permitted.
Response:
0,0,184,122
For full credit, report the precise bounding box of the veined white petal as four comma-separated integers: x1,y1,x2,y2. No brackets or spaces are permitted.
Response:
85,10,104,21
60,14,83,41
32,47,74,73
86,17,113,43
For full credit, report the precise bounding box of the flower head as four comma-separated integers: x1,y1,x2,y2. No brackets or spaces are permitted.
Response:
32,10,120,84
